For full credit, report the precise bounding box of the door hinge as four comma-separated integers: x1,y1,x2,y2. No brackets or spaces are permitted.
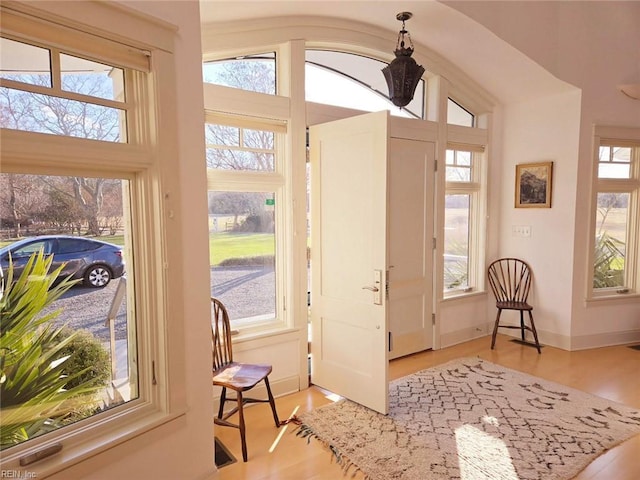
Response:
432,237,437,250
432,313,436,326
434,159,438,172
388,331,393,352
152,360,157,385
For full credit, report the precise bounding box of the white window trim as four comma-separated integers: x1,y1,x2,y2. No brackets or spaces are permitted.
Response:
205,110,291,337
0,5,183,477
442,139,488,300
586,125,640,302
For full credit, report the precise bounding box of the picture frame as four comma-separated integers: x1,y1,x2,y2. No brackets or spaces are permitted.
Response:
515,161,553,208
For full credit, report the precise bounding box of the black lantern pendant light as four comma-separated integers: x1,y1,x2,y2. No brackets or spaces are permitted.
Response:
382,12,425,108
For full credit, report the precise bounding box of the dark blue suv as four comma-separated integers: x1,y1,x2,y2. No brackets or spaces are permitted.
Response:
0,235,125,288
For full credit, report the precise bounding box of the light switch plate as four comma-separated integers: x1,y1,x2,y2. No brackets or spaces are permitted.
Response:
512,225,531,237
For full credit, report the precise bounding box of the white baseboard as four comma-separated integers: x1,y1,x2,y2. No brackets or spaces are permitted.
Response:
569,329,640,350
439,320,640,352
440,323,492,349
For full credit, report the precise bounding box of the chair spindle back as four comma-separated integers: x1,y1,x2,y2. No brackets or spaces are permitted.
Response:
487,258,532,304
211,297,233,370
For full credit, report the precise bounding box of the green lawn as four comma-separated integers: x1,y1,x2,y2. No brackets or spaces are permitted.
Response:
1,233,273,267
0,235,125,248
209,232,274,266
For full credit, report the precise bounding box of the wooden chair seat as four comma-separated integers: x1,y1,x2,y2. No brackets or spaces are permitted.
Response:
213,362,273,390
211,298,280,462
495,300,533,311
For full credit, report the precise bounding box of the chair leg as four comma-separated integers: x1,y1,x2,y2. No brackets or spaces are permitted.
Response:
264,377,280,428
218,387,227,419
528,310,542,354
520,311,526,342
491,309,502,349
236,391,248,462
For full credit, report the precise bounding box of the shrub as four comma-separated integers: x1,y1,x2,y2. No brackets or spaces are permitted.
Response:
0,251,103,449
57,328,110,390
218,255,275,267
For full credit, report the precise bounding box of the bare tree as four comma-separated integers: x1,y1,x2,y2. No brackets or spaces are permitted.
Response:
0,174,47,237
1,73,121,235
204,59,276,172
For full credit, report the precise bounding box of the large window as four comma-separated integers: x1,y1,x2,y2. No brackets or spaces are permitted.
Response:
205,115,287,332
0,174,138,450
203,52,276,95
0,9,170,474
443,146,485,295
447,98,475,127
590,128,640,298
305,50,424,119
0,37,127,142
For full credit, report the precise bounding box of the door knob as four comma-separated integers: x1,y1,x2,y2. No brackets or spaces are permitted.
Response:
362,285,380,292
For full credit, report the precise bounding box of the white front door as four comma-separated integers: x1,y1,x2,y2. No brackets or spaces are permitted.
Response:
309,111,390,415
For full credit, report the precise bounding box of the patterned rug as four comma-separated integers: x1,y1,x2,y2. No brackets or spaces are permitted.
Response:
297,357,640,480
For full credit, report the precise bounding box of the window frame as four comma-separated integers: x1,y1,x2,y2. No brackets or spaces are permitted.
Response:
202,51,277,95
205,111,290,336
438,119,488,301
587,126,640,302
0,6,182,476
443,145,485,297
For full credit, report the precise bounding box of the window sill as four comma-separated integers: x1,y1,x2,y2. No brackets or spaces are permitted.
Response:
440,289,487,304
231,325,301,346
585,292,640,307
1,406,187,478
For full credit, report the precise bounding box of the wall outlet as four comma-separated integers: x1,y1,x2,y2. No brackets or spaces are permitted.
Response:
512,225,531,237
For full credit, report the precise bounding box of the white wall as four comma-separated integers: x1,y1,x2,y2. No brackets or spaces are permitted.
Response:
448,0,640,349
498,91,582,349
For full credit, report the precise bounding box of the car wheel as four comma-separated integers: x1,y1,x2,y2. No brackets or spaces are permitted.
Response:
85,265,112,288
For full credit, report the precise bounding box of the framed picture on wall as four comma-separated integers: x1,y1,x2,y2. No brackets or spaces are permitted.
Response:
515,161,553,208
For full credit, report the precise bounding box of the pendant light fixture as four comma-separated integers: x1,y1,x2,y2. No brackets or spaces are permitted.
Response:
382,12,425,108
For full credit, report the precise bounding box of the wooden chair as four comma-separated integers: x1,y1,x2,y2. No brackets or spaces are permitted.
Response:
211,297,280,462
487,258,541,353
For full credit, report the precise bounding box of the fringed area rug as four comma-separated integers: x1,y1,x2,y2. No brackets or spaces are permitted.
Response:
296,357,640,480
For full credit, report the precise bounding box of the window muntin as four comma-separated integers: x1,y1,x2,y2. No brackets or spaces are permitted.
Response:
205,124,275,171
443,147,484,296
591,136,639,296
305,49,424,119
0,37,128,142
203,53,276,95
0,173,138,451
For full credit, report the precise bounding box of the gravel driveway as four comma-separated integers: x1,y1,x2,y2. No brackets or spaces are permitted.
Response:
43,265,276,342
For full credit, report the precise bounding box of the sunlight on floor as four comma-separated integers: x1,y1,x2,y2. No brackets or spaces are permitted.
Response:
269,405,299,453
456,424,518,480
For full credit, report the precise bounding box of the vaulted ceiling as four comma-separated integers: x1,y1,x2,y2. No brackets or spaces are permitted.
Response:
198,1,575,105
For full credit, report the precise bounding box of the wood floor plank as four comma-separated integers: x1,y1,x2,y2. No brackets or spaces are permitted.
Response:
212,335,640,480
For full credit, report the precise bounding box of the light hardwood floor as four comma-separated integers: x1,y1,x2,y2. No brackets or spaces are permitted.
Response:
213,335,640,480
